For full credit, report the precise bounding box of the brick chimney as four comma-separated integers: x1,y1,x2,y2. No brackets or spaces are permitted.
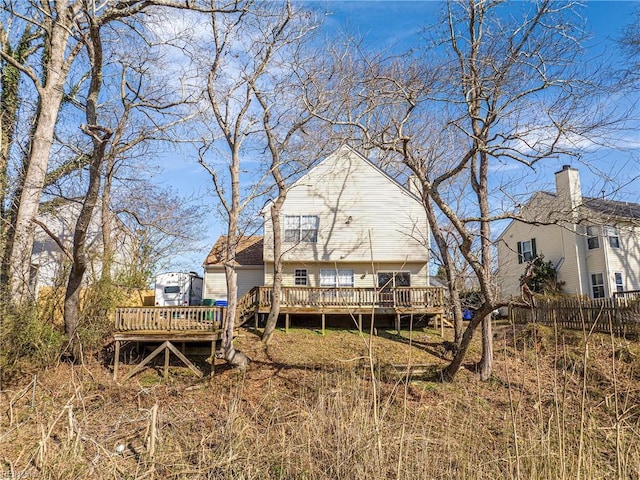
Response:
555,165,582,211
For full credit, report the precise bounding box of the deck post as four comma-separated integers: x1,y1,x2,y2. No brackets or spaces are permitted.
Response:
395,313,401,334
285,313,290,333
164,344,170,379
358,313,362,332
440,315,444,336
254,310,258,330
211,340,216,377
322,313,326,336
114,340,120,381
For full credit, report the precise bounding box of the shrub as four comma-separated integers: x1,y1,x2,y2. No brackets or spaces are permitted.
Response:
0,303,64,374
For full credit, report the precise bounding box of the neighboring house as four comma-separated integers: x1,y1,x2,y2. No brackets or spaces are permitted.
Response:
202,235,264,301
497,165,640,300
202,145,442,324
31,199,133,294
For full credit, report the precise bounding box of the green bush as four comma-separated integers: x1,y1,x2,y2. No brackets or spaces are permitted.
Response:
0,303,64,372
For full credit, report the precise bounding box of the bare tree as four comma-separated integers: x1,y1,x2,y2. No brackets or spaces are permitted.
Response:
0,0,245,305
247,6,324,344
63,10,111,354
197,4,273,366
307,0,618,381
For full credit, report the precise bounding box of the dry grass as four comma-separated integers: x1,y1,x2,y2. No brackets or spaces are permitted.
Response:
1,324,640,479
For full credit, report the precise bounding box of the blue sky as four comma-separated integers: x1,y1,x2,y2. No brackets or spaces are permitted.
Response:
157,1,640,272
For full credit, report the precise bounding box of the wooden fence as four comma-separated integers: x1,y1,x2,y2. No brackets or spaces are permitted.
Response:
509,297,640,337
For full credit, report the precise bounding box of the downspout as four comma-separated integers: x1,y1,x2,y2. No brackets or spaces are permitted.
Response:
602,227,612,297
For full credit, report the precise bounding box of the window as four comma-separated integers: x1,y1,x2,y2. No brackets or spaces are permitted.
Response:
294,269,308,286
285,215,318,243
591,273,605,299
377,272,411,289
320,269,354,287
587,226,600,250
605,226,620,248
615,272,624,293
164,286,180,294
517,238,537,264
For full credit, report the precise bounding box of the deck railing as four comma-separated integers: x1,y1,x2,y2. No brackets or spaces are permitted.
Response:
115,306,223,332
248,286,445,310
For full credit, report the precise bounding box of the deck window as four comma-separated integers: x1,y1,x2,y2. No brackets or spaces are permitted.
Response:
587,226,600,249
285,215,319,243
320,269,354,288
615,272,624,293
591,273,605,298
294,269,308,286
517,238,536,264
605,226,620,248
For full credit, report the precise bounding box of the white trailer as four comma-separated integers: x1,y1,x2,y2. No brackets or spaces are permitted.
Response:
154,272,203,306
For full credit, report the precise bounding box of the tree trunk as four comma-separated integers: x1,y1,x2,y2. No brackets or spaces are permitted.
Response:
479,313,493,380
262,197,285,344
100,155,115,284
0,29,31,291
8,8,75,303
64,20,110,358
423,194,464,348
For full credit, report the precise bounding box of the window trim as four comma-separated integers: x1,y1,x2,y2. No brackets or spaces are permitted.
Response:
294,269,308,286
284,215,319,243
605,226,620,248
586,226,600,250
377,271,412,289
517,238,537,264
320,268,354,288
614,272,624,294
590,272,605,299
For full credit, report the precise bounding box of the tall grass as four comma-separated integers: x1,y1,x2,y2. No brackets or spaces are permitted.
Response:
1,325,639,479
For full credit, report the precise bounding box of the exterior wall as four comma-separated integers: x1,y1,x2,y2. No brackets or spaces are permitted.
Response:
497,172,640,300
497,190,589,299
262,146,429,266
237,268,265,297
589,221,640,296
31,202,132,293
203,267,227,300
263,261,430,288
203,266,263,301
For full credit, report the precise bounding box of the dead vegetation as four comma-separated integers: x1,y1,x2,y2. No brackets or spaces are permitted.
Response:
1,325,640,479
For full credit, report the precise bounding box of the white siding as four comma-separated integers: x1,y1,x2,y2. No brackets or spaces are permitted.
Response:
264,261,429,288
263,146,429,266
204,266,263,301
204,267,227,300
237,268,264,297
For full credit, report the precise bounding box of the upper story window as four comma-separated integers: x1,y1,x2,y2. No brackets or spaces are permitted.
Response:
285,215,319,243
605,226,620,248
294,269,308,286
586,226,600,249
517,238,536,264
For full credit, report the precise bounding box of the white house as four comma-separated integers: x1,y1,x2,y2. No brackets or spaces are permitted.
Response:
202,235,264,301
203,145,434,306
496,165,640,300
31,199,134,294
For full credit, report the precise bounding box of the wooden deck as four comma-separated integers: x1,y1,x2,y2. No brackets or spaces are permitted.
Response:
238,286,446,331
113,306,223,382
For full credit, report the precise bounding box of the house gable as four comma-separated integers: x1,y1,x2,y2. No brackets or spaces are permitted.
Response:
263,145,429,265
